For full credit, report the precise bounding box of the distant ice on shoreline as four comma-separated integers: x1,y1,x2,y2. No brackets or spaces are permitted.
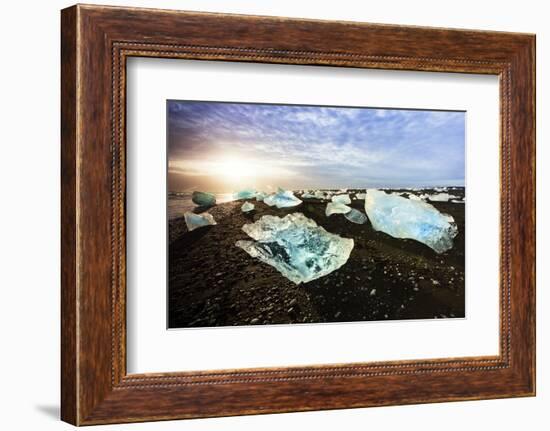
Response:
168,192,234,220
168,187,465,221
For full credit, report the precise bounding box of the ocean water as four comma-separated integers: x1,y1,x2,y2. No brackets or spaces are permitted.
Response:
168,192,235,220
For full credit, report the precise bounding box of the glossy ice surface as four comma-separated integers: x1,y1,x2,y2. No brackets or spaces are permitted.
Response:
236,213,354,284
263,189,302,208
344,208,368,224
233,189,257,200
325,202,352,216
241,202,255,212
331,194,351,205
255,192,267,202
191,191,216,207
184,212,217,231
364,189,457,253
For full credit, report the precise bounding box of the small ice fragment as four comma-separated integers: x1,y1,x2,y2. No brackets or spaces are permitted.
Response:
263,188,302,208
326,202,352,216
332,194,351,204
241,202,255,212
355,193,367,200
301,191,316,199
314,190,327,200
233,189,257,200
364,189,458,253
408,194,422,201
235,213,354,284
184,212,217,231
428,193,453,202
451,199,465,204
255,192,267,202
344,208,368,224
191,191,216,207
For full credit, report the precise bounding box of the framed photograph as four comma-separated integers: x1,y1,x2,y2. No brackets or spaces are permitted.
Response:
166,100,467,329
61,4,536,425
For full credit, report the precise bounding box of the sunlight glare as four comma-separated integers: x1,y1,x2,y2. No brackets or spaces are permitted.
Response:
216,158,258,180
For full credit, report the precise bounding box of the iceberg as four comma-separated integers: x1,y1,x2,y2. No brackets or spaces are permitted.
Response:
184,211,217,232
326,202,352,216
332,194,351,205
233,189,257,200
344,208,368,224
241,202,255,212
236,213,354,284
191,191,216,207
263,188,302,208
364,189,458,253
314,190,327,200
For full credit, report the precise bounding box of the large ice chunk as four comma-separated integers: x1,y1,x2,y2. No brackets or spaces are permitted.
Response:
184,212,217,232
235,213,354,284
191,191,216,207
263,188,302,208
344,208,368,224
325,202,352,216
364,189,458,253
332,194,351,204
233,189,257,200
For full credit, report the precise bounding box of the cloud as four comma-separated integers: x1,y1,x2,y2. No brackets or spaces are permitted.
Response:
168,101,465,190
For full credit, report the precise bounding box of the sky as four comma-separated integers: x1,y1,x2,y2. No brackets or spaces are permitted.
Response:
167,100,465,193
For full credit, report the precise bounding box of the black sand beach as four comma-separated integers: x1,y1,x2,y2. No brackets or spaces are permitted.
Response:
168,189,465,328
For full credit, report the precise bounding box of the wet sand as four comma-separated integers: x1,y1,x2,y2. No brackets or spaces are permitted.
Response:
168,189,465,328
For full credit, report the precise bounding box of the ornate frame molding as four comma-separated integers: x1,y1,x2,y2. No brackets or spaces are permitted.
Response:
61,5,535,425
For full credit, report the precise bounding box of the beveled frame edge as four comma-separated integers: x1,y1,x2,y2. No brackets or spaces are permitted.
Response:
61,4,535,425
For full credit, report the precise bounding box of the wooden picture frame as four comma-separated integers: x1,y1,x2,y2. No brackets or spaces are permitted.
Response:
61,4,536,425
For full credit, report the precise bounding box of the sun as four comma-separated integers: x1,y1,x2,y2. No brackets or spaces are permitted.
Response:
215,158,258,180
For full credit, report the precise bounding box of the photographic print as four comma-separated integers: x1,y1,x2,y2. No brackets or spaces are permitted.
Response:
167,100,465,329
